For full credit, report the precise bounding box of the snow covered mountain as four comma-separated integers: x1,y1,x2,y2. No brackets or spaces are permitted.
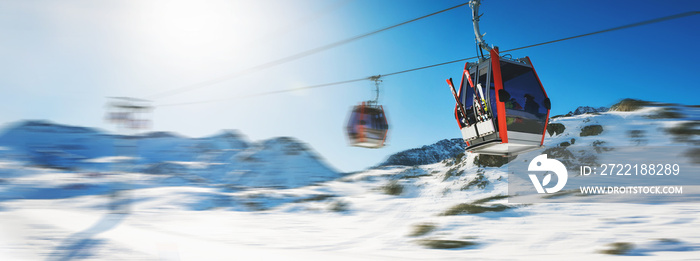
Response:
558,105,609,117
573,105,609,115
1,99,699,260
0,121,339,189
379,138,465,166
0,120,109,156
226,137,340,188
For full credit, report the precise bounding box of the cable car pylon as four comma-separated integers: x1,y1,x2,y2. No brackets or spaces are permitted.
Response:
104,97,153,213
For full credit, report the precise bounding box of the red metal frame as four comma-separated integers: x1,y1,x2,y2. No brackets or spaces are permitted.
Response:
490,48,508,143
524,57,550,146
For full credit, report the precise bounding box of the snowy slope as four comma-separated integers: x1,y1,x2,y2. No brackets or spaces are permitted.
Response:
0,101,699,260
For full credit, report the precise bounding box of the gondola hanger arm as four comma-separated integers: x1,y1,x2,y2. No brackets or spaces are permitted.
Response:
469,0,492,52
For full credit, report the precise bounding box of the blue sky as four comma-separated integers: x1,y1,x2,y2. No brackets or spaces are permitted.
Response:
1,0,699,172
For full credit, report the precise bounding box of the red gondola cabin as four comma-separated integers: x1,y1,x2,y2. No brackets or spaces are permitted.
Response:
346,102,389,148
452,48,550,156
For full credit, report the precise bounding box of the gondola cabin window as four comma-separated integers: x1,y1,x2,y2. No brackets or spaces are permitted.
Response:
499,61,547,135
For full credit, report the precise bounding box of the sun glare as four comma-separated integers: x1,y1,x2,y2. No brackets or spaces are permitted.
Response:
127,0,286,68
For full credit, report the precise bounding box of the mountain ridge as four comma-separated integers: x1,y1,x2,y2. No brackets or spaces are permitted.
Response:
0,120,338,188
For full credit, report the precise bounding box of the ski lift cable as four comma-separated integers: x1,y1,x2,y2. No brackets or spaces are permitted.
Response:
385,11,699,76
157,77,370,107
144,2,471,101
156,11,698,108
505,10,699,53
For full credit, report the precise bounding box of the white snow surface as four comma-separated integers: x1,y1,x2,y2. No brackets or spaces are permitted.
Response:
0,103,699,260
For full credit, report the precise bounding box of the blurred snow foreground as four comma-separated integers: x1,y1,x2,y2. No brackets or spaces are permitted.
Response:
0,100,699,260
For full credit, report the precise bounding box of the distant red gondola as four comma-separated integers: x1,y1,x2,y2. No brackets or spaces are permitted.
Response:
346,102,388,148
346,76,389,148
